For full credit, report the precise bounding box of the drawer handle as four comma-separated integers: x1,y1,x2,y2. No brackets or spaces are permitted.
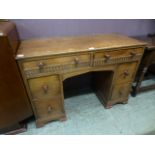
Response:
47,106,53,113
38,62,46,71
42,85,48,94
74,57,79,65
130,52,136,58
123,70,129,78
104,54,111,61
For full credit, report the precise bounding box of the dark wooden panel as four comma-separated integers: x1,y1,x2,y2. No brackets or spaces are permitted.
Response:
0,23,32,130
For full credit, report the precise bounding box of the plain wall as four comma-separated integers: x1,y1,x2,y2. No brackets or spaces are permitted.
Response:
11,19,155,40
10,19,155,92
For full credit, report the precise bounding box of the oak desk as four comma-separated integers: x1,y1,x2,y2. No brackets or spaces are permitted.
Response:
16,34,146,127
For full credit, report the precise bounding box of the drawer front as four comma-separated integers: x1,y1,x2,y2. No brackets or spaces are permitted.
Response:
28,75,64,119
22,53,91,78
94,48,143,66
32,98,64,118
115,62,137,84
111,84,131,100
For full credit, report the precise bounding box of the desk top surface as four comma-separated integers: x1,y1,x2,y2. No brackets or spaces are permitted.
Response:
16,34,146,59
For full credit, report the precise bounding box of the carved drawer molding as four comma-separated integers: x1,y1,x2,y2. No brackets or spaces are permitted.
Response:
93,54,142,66
25,61,90,78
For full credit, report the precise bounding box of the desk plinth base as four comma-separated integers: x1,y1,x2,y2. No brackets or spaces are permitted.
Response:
36,114,67,128
95,90,129,109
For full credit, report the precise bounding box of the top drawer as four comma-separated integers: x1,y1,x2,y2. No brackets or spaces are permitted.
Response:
94,48,143,66
22,53,91,77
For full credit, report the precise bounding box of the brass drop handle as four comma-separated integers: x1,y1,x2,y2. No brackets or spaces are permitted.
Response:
47,106,52,113
38,62,45,71
130,51,136,58
104,54,111,61
42,85,48,94
74,57,79,65
123,70,129,78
